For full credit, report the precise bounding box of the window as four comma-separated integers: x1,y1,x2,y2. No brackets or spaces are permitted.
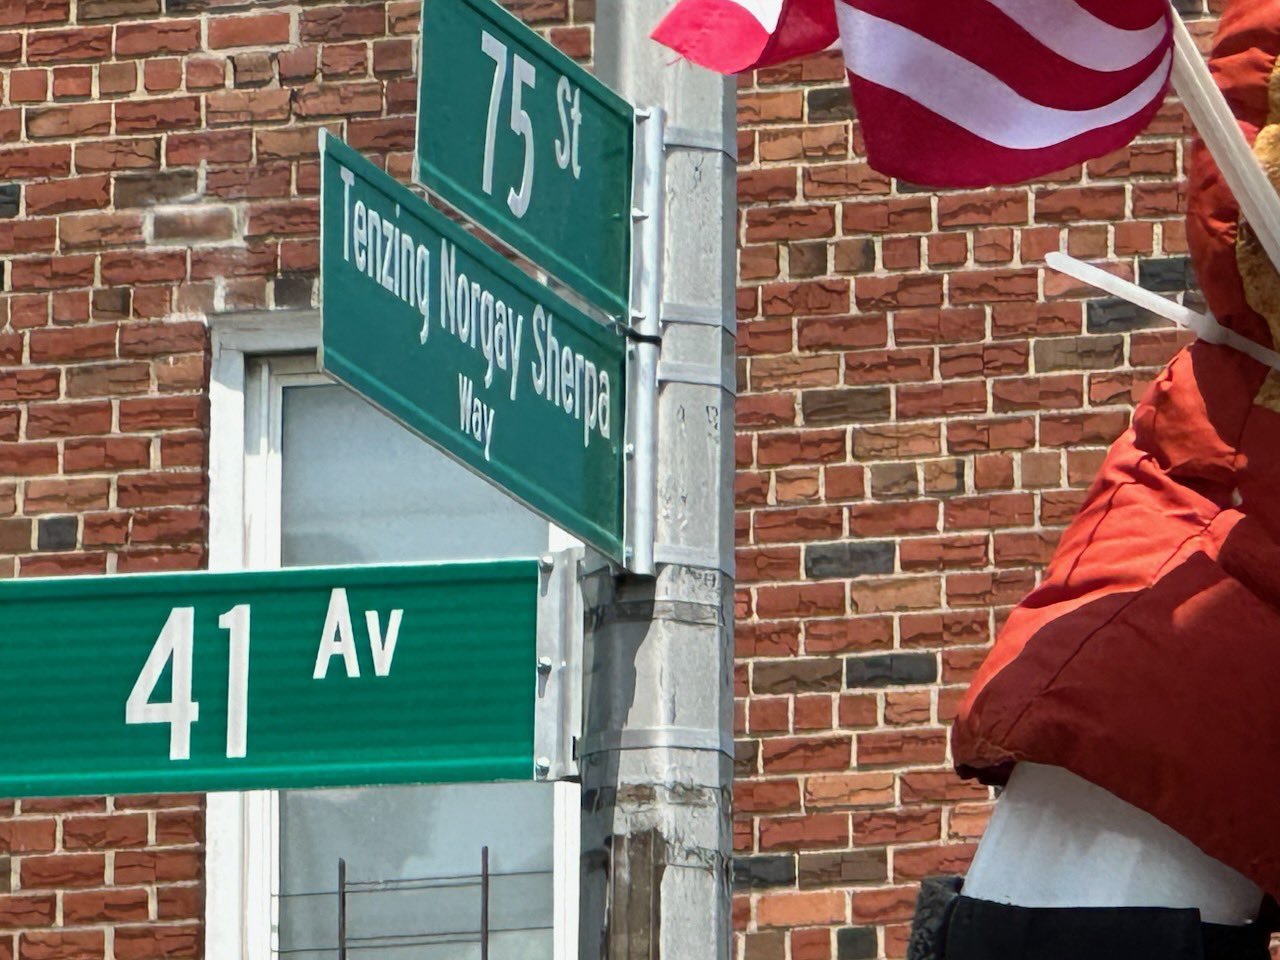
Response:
207,313,579,960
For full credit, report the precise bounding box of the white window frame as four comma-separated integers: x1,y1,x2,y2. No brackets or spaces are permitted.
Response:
206,310,580,960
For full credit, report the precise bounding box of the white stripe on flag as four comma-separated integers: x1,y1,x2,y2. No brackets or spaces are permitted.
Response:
837,5,1172,150
984,0,1167,73
728,0,786,33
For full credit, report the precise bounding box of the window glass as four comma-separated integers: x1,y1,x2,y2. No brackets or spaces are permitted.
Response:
280,383,547,566
276,381,554,960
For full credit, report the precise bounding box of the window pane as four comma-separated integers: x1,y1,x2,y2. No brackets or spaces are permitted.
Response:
278,783,554,960
277,381,554,960
280,383,548,566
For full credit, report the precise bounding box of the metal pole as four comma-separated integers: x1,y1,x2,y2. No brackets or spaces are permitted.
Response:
583,6,736,959
337,858,347,960
480,845,490,960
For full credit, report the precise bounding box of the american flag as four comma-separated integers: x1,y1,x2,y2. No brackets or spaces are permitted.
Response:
652,0,1174,187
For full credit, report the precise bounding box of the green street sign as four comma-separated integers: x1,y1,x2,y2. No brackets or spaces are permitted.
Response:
319,132,629,563
0,561,538,798
417,0,634,317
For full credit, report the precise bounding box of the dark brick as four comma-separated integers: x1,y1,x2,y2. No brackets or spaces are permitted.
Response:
37,516,77,551
754,658,842,695
805,542,895,578
846,653,937,687
802,388,891,424
272,275,314,308
113,170,197,208
0,184,18,219
1138,255,1192,293
1085,297,1158,334
798,849,887,888
790,241,828,278
732,855,795,890
837,926,878,960
807,87,852,122
1033,335,1123,371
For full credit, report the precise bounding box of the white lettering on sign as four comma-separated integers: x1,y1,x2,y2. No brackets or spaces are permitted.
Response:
458,373,496,461
480,30,538,219
439,239,524,401
219,604,251,759
314,588,361,679
126,594,406,764
336,164,618,463
365,609,403,677
313,588,405,680
530,305,611,448
126,606,200,761
340,164,432,341
554,75,582,179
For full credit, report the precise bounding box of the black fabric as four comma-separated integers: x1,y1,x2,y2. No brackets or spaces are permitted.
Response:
907,876,964,960
936,896,1273,960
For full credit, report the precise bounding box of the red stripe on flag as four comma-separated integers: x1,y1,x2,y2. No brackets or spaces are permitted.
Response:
848,72,1168,187
846,0,1169,112
651,0,838,74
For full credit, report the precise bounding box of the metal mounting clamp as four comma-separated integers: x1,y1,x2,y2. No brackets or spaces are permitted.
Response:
534,548,584,781
664,125,737,161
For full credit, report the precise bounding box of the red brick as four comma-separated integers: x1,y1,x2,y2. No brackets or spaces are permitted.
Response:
26,26,110,62
23,478,110,513
761,736,850,774
892,843,978,881
18,854,106,889
114,19,199,56
24,175,109,215
62,814,149,850
61,890,149,925
26,401,112,438
117,472,205,508
114,96,201,132
209,12,291,48
113,850,201,885
114,925,200,960
302,3,387,41
759,814,850,852
757,891,846,928
0,819,56,854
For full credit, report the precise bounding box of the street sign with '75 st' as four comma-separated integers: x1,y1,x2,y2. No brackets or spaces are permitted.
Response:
416,0,635,317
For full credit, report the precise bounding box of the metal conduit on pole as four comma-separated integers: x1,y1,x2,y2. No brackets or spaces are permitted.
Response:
582,5,736,959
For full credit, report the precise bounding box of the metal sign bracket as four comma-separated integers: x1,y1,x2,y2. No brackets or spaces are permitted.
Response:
534,548,585,781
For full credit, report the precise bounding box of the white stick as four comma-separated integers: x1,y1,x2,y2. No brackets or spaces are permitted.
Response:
1046,251,1280,370
1170,11,1280,274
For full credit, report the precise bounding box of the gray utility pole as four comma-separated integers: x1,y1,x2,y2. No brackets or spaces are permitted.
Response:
580,4,736,959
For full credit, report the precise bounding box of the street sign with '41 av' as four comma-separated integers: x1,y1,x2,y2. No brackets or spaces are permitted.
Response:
0,562,538,797
417,0,635,317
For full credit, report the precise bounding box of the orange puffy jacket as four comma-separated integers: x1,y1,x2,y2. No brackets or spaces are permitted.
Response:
953,0,1280,897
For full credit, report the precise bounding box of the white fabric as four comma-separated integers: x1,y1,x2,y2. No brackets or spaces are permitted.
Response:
983,0,1167,73
836,5,1172,150
727,0,786,33
963,763,1263,925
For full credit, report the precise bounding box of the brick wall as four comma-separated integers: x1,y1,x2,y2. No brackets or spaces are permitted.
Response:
0,1,590,956
0,0,1232,958
730,5,1219,959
